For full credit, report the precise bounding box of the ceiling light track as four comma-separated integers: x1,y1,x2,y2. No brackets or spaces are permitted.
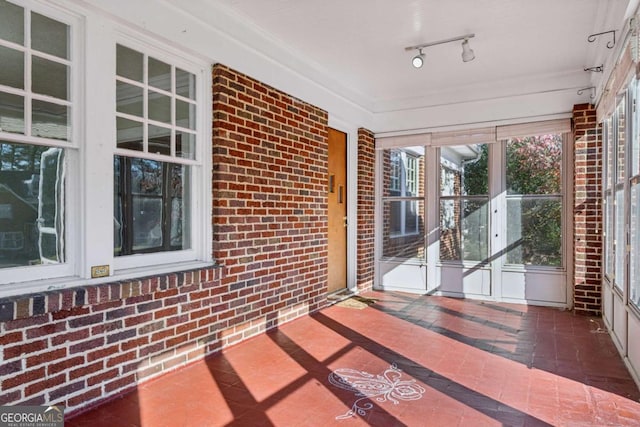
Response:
405,33,476,67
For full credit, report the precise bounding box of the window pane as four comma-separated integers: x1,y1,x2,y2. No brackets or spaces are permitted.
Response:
31,12,69,59
634,93,640,177
132,160,163,245
616,97,626,183
606,118,615,190
440,198,488,262
631,183,640,308
148,90,171,124
148,124,171,156
170,164,189,248
0,46,24,89
116,45,143,82
176,68,196,100
148,57,171,92
440,199,460,260
32,56,69,100
114,156,122,255
114,157,190,255
604,193,614,278
116,81,143,117
462,199,488,261
441,144,487,196
132,196,163,251
0,92,24,134
383,147,424,198
116,117,143,151
506,135,562,195
0,142,64,268
32,100,69,140
506,198,562,266
176,131,195,160
175,99,195,130
382,199,425,260
614,189,625,290
0,0,24,45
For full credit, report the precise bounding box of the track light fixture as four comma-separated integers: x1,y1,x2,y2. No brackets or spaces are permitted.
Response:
412,49,425,68
461,38,475,62
405,33,476,67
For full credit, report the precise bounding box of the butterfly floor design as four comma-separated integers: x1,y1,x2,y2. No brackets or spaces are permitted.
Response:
328,363,426,420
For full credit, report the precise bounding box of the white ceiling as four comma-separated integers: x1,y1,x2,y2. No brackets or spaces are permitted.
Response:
170,0,634,115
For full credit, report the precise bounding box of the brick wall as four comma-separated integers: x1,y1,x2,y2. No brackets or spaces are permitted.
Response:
0,270,222,411
357,128,375,291
0,64,332,414
211,64,329,323
572,103,603,315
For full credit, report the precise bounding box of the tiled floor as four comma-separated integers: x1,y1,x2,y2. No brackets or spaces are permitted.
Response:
67,292,640,426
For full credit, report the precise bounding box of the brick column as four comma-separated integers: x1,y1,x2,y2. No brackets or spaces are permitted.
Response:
573,103,602,315
357,128,375,291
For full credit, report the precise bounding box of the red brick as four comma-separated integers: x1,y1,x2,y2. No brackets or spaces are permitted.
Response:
69,360,104,380
104,373,135,393
3,339,47,359
0,331,23,345
2,367,45,390
24,373,65,397
48,355,85,376
27,348,67,368
87,368,119,386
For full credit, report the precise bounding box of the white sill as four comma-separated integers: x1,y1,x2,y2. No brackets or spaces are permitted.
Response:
0,261,218,299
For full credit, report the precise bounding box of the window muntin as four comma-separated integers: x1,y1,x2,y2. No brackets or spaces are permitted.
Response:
439,144,489,262
0,1,71,272
0,1,71,142
114,44,198,258
115,44,196,160
505,134,563,267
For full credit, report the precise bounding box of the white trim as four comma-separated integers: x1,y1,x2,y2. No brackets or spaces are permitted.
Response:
432,127,496,146
496,118,571,140
376,133,431,150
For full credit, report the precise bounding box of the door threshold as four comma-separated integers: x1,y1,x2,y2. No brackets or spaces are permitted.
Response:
327,288,356,304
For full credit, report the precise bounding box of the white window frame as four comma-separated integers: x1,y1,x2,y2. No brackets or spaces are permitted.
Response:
106,34,211,274
0,2,212,297
0,0,80,287
388,148,421,238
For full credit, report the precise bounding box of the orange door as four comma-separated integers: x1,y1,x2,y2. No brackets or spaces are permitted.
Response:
327,128,348,293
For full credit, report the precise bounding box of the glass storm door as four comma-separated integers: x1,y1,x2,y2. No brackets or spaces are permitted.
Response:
378,146,427,292
497,134,567,304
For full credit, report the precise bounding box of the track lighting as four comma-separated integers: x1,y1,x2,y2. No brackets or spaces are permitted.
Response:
405,33,476,67
412,49,425,68
461,38,475,62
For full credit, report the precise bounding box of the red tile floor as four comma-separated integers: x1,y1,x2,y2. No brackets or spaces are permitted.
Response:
67,291,640,426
